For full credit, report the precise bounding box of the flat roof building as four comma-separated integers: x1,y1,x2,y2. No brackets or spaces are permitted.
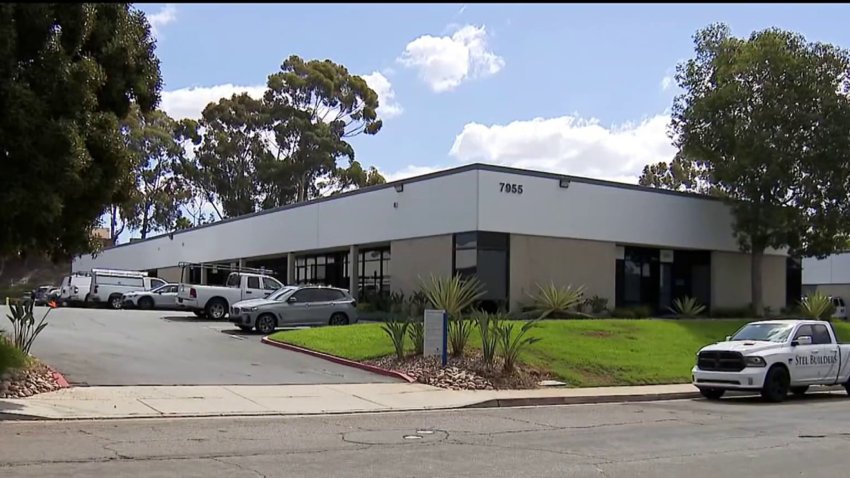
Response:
73,163,797,313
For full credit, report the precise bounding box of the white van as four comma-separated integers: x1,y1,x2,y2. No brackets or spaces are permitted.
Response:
832,296,847,321
59,273,92,306
87,269,166,309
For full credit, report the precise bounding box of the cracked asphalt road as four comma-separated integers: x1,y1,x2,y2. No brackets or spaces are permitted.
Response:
2,394,850,477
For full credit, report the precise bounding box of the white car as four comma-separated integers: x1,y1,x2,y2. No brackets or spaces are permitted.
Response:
693,319,850,402
122,284,180,310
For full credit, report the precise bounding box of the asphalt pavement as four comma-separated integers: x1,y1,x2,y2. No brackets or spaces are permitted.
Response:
5,305,394,386
1,395,849,477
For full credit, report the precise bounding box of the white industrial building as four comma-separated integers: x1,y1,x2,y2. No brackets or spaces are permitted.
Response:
73,163,798,313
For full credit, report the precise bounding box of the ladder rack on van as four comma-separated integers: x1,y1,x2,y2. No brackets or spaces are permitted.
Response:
177,262,276,277
90,268,148,277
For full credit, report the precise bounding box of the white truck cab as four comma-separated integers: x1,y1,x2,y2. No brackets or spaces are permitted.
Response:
177,263,284,320
693,319,850,402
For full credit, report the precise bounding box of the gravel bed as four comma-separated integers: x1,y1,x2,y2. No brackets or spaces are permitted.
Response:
0,362,63,399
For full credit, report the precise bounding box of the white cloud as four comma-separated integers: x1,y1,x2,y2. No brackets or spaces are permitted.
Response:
421,114,674,184
360,72,403,119
660,75,674,91
160,84,266,120
383,165,448,182
398,24,505,92
148,4,177,37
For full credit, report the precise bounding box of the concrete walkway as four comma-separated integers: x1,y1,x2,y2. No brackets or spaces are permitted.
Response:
0,383,701,420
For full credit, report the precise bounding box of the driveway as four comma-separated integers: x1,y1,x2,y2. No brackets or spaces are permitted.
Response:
9,306,396,386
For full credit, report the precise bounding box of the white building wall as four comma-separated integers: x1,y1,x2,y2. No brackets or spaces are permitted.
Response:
475,169,784,255
803,253,850,285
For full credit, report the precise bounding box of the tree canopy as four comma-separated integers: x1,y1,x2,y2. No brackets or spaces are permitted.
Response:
0,3,161,259
640,23,850,315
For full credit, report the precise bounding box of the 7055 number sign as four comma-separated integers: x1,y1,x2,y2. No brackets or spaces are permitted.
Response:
499,182,523,194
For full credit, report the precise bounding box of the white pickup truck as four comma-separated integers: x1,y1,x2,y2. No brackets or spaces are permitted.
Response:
177,272,285,320
693,319,850,402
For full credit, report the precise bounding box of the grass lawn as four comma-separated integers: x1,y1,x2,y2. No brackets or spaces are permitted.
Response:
270,319,850,387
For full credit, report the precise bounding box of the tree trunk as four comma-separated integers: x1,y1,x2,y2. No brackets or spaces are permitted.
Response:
751,248,764,317
141,210,149,239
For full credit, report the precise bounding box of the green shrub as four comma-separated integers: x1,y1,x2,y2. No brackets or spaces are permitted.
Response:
610,305,653,319
495,318,542,373
419,274,485,357
5,298,54,354
668,296,706,318
380,317,409,360
0,336,27,374
473,310,504,368
799,292,835,321
585,295,609,314
528,283,585,319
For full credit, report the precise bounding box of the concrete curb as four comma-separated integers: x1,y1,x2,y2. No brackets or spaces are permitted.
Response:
462,391,703,409
261,337,416,383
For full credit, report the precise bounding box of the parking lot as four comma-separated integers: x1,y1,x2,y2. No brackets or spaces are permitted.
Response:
11,306,396,386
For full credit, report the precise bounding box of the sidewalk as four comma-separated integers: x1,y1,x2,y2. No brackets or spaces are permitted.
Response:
0,383,700,420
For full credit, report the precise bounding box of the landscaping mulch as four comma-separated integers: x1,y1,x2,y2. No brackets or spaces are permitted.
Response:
365,352,551,390
0,362,63,399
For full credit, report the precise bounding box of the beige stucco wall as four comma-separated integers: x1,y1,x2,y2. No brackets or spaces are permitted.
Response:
390,235,453,294
156,266,182,283
509,235,616,311
711,251,786,311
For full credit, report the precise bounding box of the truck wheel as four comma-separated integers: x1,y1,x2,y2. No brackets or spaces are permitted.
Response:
791,386,809,397
109,294,123,310
699,388,725,400
761,366,790,403
255,314,277,335
205,299,228,320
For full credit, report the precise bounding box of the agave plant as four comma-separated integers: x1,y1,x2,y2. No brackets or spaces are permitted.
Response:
799,291,834,321
668,296,706,318
473,310,503,368
528,283,586,319
380,316,409,360
418,274,485,357
495,318,542,373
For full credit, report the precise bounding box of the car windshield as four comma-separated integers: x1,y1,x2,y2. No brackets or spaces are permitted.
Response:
151,284,170,293
267,286,298,301
730,323,795,343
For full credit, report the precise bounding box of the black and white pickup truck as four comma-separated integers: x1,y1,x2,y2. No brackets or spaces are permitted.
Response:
693,319,850,402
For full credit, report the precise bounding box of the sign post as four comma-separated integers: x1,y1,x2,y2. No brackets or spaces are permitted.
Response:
423,309,448,367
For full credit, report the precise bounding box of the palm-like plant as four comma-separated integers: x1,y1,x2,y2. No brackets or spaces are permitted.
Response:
380,317,409,360
799,291,834,321
495,318,542,373
528,283,586,319
419,274,485,357
473,310,504,368
5,298,56,354
668,296,706,318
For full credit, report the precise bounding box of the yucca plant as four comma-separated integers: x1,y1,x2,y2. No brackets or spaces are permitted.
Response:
473,310,503,368
528,282,586,319
668,296,706,318
419,274,485,356
495,318,542,373
380,316,409,360
5,298,56,354
799,291,835,321
399,296,427,355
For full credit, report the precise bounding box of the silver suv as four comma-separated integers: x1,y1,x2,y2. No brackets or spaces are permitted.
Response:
230,285,358,334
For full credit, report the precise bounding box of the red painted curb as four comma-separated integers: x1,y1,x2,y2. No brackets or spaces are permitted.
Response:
45,365,70,389
261,337,415,383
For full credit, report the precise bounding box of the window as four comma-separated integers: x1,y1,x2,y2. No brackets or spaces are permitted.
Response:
166,285,178,293
794,325,813,340
263,278,281,291
319,289,346,301
452,231,509,310
291,288,322,303
226,274,240,287
150,278,166,289
247,277,260,289
812,324,833,345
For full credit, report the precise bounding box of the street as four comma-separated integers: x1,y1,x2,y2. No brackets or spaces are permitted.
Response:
11,306,393,386
2,395,849,477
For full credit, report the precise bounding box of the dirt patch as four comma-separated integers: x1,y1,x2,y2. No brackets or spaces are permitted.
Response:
580,330,616,338
364,352,551,390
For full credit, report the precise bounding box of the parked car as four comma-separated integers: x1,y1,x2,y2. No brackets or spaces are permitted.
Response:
59,273,92,307
230,284,358,334
177,271,285,320
692,319,850,402
86,268,167,309
831,296,847,321
30,285,54,306
122,283,180,310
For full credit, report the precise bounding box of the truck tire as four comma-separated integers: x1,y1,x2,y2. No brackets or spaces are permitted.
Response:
205,298,228,320
699,388,725,400
109,294,123,310
791,386,809,397
761,365,790,403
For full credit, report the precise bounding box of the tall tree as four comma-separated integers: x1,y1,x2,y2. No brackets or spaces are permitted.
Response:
120,105,192,239
651,23,850,315
0,4,161,259
638,153,713,194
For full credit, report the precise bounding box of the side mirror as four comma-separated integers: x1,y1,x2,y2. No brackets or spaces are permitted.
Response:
792,336,812,346
287,296,298,304
725,335,731,341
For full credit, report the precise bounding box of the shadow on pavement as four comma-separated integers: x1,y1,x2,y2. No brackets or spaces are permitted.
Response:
160,316,222,324
709,390,847,406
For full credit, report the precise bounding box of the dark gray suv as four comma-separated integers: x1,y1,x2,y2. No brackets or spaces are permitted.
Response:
230,285,358,334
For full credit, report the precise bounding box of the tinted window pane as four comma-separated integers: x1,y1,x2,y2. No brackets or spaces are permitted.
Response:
477,249,507,301
263,278,281,290
455,232,477,249
247,277,260,289
478,232,508,250
812,324,832,344
319,289,345,301
794,325,813,340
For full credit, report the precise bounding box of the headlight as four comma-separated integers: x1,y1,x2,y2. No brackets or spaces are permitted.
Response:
247,307,258,312
745,356,766,367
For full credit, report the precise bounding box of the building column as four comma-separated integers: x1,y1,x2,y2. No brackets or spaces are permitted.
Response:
200,263,208,285
287,253,295,285
349,245,359,299
238,258,245,269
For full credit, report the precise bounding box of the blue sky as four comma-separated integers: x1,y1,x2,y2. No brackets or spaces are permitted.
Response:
121,3,850,238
